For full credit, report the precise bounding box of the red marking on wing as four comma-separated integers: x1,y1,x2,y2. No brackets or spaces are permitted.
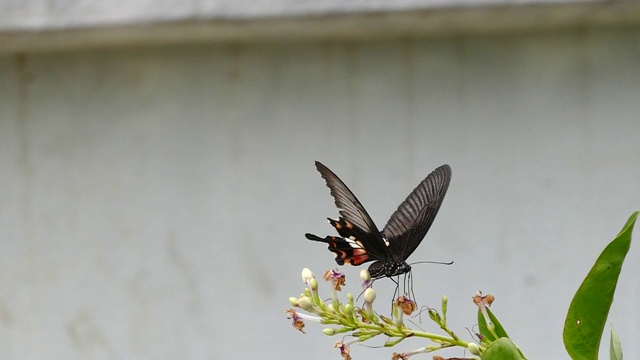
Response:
326,237,370,266
348,248,370,265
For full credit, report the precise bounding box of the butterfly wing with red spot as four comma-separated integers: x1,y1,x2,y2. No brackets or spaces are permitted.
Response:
305,161,390,264
382,164,451,261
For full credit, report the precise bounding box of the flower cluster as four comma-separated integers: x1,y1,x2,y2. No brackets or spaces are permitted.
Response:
286,268,485,359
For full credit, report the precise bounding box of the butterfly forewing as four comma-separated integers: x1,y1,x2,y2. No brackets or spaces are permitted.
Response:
312,161,390,260
382,164,451,261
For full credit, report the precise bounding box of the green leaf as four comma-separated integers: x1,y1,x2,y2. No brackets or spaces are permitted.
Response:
478,306,510,342
563,211,638,360
610,325,623,360
478,306,528,359
481,337,525,360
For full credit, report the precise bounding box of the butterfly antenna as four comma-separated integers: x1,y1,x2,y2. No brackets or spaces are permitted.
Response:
409,259,454,266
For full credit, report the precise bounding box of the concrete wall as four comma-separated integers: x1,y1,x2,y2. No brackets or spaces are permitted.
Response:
0,19,639,360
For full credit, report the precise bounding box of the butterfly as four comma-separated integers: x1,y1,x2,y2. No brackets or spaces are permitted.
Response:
305,161,451,280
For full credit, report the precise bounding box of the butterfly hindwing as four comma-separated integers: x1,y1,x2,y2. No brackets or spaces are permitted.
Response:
382,164,451,261
305,217,385,266
305,234,370,265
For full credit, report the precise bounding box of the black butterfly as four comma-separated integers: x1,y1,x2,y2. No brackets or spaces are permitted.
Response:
305,161,451,279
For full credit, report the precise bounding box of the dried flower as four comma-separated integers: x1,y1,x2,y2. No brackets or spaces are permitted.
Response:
324,268,346,291
392,352,409,360
396,296,417,316
286,309,306,334
335,341,352,360
483,294,495,306
474,291,496,336
472,291,495,307
391,347,429,359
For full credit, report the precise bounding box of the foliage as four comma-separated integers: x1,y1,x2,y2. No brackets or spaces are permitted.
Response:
286,211,638,359
563,211,637,360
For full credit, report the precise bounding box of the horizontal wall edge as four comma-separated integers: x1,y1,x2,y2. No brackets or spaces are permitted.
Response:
1,2,639,53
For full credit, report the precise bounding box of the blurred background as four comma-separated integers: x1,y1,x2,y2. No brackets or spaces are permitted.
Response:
1,1,639,359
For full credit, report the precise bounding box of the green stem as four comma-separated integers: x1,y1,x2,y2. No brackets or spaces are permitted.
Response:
350,321,469,348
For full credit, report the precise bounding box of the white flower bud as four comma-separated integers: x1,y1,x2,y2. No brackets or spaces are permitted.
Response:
467,342,481,355
323,328,336,336
302,268,314,283
360,269,371,282
364,288,376,303
298,296,314,311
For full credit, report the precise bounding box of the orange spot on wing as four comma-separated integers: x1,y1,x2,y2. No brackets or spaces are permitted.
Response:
337,250,350,264
328,237,339,248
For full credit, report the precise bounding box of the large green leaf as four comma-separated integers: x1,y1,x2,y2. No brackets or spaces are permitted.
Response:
563,211,638,360
481,337,525,360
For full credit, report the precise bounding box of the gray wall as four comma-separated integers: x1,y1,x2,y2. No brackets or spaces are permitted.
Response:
0,27,639,359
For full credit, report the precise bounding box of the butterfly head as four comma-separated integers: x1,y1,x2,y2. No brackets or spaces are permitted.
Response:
368,260,411,279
